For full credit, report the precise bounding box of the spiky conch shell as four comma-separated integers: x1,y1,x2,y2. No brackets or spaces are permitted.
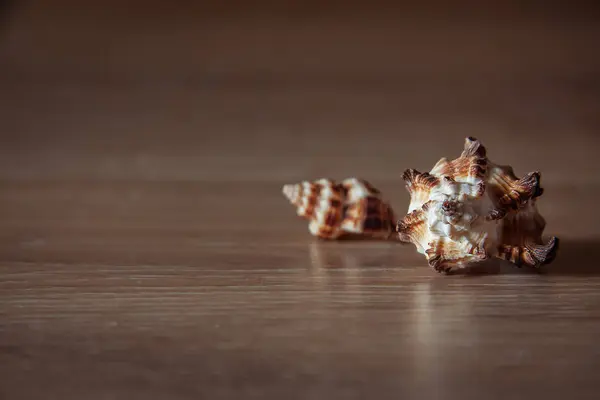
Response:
282,178,396,240
282,137,559,274
396,137,558,273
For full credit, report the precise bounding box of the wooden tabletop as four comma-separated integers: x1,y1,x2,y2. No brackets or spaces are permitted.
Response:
1,2,600,399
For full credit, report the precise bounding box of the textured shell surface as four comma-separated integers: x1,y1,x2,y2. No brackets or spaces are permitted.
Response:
282,178,396,240
397,137,558,273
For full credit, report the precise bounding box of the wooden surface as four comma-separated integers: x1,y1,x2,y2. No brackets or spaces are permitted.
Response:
1,2,600,399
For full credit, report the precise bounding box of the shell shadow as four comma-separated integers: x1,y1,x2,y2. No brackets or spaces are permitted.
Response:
537,239,600,276
453,239,600,277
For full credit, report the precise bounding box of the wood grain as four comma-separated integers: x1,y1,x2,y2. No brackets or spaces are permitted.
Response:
1,3,600,399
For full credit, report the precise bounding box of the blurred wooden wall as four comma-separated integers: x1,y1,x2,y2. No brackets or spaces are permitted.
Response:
0,1,598,184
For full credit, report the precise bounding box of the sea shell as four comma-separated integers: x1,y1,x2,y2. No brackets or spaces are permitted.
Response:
281,137,559,274
282,178,396,240
396,137,559,273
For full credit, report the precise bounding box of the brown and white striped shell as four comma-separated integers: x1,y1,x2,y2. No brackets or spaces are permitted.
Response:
282,137,559,274
396,137,558,273
282,178,396,240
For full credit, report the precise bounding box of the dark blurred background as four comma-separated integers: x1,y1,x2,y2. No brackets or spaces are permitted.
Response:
0,1,599,257
1,0,599,179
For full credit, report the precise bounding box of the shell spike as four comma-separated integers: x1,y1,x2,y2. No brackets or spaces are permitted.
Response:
402,168,421,186
396,210,425,243
461,136,487,158
396,201,432,244
431,157,449,175
517,171,543,199
496,237,559,268
525,236,559,266
425,237,488,273
401,169,439,193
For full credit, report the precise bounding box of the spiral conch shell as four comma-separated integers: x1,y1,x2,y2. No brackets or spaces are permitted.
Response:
282,137,559,274
282,178,396,240
396,137,558,273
